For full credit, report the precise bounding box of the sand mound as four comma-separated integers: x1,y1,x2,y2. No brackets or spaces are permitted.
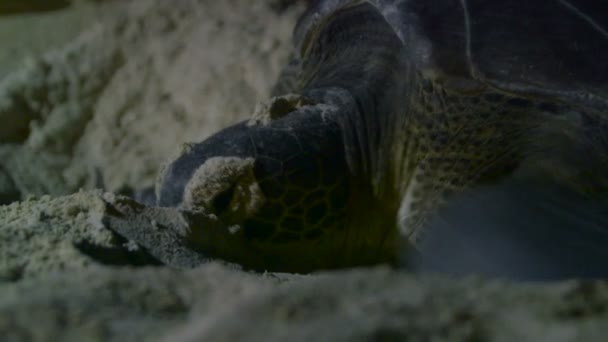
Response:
0,0,299,202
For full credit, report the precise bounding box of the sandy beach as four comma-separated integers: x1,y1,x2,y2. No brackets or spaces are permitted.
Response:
1,1,608,341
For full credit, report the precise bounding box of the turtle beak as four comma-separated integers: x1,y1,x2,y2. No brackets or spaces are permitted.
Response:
156,121,256,208
180,156,266,226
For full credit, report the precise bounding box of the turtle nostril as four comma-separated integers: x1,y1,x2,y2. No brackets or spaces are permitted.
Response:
213,184,236,214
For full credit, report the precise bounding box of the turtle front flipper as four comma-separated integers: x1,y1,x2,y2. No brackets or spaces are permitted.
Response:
410,172,608,281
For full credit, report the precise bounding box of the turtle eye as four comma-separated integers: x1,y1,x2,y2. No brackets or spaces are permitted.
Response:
213,184,236,214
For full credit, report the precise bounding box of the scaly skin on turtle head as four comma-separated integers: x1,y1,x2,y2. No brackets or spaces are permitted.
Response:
157,90,399,272
156,0,608,273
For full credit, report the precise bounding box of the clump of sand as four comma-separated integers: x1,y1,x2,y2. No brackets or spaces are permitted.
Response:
0,191,112,281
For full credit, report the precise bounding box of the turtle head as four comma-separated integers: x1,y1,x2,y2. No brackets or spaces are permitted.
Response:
155,92,401,271
156,97,351,246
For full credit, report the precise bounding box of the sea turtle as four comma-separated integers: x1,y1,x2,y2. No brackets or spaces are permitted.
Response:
154,0,608,274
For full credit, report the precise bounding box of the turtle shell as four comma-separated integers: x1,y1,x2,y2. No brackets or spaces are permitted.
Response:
296,0,608,111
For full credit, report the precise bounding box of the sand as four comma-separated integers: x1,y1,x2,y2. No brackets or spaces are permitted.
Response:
0,0,298,200
1,1,608,341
